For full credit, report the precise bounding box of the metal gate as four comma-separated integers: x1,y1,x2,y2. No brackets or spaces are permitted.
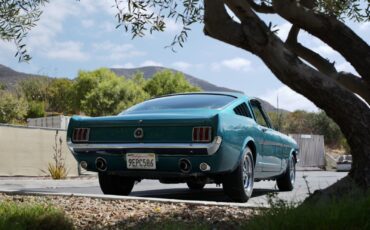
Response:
289,134,325,167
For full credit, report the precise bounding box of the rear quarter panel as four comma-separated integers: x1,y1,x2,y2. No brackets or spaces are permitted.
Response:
217,108,264,174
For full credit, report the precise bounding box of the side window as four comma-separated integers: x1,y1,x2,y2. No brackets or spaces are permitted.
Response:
250,101,270,127
233,103,252,118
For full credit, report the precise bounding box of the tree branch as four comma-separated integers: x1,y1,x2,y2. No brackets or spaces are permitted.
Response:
272,0,370,84
286,25,336,76
285,24,370,104
204,0,251,51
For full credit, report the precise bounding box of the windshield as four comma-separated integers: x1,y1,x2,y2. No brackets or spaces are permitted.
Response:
121,94,235,114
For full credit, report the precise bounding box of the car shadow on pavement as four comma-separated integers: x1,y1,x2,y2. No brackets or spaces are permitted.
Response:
131,187,278,202
11,187,278,203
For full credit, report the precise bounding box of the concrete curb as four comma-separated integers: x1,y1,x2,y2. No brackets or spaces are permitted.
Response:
1,190,268,208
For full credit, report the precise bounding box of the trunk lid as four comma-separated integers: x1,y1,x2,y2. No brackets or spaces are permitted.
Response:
68,109,219,143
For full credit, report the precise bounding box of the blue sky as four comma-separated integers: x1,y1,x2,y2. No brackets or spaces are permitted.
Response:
0,0,369,112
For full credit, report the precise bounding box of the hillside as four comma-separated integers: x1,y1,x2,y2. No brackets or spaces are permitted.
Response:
110,66,241,93
0,64,31,88
0,64,285,113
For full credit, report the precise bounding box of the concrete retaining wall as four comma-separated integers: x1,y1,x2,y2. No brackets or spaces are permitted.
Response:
27,115,70,129
0,125,78,177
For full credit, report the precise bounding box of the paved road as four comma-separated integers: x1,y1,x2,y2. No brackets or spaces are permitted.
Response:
0,171,346,206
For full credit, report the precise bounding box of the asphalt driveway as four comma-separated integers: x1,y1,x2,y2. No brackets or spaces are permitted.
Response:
0,170,346,206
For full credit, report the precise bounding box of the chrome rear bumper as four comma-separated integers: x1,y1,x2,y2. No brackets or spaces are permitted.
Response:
67,136,222,155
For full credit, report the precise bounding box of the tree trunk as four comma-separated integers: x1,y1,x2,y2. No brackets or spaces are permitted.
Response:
204,0,370,189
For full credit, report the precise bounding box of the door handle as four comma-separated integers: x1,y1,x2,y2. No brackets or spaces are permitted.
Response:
261,127,268,132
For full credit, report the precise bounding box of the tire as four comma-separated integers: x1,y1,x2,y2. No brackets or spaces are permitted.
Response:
223,147,254,202
186,182,206,190
98,173,135,195
276,155,296,191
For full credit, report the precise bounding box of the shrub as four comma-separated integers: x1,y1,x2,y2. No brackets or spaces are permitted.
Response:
44,131,68,179
26,101,45,118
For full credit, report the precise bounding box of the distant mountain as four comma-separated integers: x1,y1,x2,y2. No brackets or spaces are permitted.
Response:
110,66,241,93
0,64,32,88
0,64,287,113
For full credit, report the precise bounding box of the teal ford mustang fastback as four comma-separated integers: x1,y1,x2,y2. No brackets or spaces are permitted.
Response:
67,92,298,202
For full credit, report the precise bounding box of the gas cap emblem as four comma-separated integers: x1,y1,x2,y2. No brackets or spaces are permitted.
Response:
134,128,144,139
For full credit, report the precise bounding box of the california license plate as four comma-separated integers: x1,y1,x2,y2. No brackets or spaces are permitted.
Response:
126,153,156,170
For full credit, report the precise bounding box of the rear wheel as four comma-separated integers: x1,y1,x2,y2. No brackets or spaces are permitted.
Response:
98,173,135,195
223,147,254,202
186,182,205,190
276,155,296,191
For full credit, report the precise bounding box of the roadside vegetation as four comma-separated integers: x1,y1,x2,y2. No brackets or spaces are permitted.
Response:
268,110,349,151
0,198,73,230
0,68,200,123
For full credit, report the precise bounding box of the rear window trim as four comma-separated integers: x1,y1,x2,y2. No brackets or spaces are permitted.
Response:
121,94,238,114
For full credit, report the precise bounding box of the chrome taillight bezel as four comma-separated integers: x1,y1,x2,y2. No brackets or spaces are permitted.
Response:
192,126,212,142
72,128,90,142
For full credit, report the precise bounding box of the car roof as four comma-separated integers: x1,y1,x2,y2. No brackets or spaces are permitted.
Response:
163,91,250,100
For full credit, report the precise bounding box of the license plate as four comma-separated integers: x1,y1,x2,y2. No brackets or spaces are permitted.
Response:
126,153,156,170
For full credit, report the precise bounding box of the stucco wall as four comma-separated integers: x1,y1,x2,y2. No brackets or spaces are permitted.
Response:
0,125,78,177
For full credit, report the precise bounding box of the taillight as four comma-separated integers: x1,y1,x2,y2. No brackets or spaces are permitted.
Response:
72,128,90,142
193,127,212,142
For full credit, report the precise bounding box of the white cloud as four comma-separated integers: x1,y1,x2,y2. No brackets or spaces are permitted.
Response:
259,86,318,112
77,0,118,16
172,61,192,70
140,60,163,67
276,22,292,40
29,1,79,47
92,41,145,60
221,58,251,72
111,63,135,69
46,41,88,61
81,19,95,28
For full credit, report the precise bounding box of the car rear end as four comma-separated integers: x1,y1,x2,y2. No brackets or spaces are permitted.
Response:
67,93,238,181
68,113,223,176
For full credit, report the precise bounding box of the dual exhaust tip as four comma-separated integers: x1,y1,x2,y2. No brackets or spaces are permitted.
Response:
179,159,211,173
80,158,107,172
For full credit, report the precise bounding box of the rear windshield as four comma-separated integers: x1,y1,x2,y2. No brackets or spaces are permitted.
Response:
122,94,235,114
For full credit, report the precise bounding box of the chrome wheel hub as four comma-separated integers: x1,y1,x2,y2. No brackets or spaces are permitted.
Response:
242,154,253,194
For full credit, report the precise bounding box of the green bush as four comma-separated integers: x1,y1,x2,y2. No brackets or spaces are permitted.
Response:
26,101,45,118
0,91,28,124
0,200,73,230
144,70,200,97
